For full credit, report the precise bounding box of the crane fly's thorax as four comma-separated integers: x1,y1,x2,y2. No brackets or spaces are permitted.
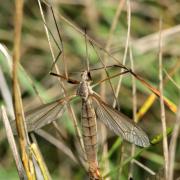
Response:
76,71,93,100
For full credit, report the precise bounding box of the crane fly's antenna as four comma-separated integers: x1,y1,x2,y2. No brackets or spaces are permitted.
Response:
84,29,88,69
68,65,117,74
50,72,79,84
92,70,130,88
83,28,92,81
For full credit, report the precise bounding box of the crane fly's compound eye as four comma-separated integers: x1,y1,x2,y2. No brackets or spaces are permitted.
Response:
87,71,92,81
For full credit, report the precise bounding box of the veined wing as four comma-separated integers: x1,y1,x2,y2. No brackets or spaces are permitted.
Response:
11,95,76,134
91,93,150,147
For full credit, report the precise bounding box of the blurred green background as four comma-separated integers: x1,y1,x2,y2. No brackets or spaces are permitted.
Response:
0,0,180,179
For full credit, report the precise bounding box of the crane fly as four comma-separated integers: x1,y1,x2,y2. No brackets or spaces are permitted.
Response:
11,69,150,179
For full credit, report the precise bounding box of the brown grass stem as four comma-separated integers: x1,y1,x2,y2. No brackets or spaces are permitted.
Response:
13,0,35,178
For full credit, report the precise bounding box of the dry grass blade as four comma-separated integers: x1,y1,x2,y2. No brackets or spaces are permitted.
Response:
1,106,26,179
158,18,169,180
129,19,138,180
168,102,180,180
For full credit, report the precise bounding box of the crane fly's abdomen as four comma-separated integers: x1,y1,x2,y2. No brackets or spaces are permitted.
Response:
78,73,100,178
82,98,97,161
81,98,99,178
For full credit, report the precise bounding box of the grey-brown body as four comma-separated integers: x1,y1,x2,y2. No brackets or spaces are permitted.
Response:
77,71,100,179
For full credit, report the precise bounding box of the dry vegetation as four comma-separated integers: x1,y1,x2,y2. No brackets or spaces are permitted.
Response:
0,0,180,179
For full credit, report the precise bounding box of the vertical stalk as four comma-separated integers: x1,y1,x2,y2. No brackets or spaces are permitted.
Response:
158,18,169,180
13,0,35,179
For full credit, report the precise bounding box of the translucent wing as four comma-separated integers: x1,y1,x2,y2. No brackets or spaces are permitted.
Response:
92,94,150,147
11,95,75,134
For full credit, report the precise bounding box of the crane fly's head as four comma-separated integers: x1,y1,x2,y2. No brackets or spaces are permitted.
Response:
81,70,92,82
